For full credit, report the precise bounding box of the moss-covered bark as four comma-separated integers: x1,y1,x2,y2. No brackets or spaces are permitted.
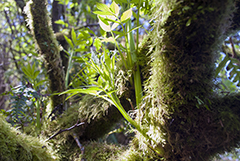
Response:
228,0,240,34
0,114,58,161
119,0,240,161
25,0,66,110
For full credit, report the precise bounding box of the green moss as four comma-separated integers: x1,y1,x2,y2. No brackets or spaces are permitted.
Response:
82,142,126,161
129,0,240,160
0,114,58,161
25,0,66,109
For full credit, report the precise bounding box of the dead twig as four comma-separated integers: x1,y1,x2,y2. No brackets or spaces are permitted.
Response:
72,132,86,161
46,120,84,142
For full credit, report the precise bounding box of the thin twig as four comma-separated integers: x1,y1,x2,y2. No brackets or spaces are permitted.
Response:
72,132,85,154
46,120,84,141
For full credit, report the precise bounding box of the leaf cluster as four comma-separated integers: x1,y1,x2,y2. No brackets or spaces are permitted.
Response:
1,85,45,130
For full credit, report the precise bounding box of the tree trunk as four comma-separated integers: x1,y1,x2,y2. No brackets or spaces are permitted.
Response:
25,0,66,110
122,0,240,160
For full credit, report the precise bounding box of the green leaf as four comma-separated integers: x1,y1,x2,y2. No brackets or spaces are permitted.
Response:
131,0,139,3
98,18,111,32
60,87,103,100
186,18,191,26
93,38,102,51
215,55,229,77
56,0,69,5
22,68,31,79
105,52,111,70
96,3,111,12
126,25,142,34
110,1,119,16
31,63,35,75
111,54,116,74
71,28,77,46
102,37,115,43
113,31,125,37
81,30,91,39
54,20,65,25
98,15,110,25
64,35,74,48
93,11,113,16
85,28,96,36
35,79,47,87
33,71,40,80
75,47,88,52
229,57,240,64
121,8,132,22
114,0,128,4
227,61,234,71
54,20,68,27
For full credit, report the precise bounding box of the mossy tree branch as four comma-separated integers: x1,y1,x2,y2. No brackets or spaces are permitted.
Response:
228,0,240,34
122,0,240,160
26,0,66,110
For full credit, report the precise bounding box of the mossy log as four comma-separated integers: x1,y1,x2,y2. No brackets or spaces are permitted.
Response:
120,0,240,161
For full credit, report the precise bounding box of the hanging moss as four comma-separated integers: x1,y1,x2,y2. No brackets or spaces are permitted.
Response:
0,114,58,161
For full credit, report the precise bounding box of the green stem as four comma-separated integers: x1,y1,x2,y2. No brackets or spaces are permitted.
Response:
36,99,41,134
65,49,74,88
110,31,127,68
33,79,41,135
126,13,143,108
108,92,163,156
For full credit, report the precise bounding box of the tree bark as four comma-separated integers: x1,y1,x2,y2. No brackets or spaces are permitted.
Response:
125,0,240,160
26,0,66,110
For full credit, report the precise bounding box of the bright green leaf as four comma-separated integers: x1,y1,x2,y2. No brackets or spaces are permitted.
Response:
113,31,125,37
114,0,128,4
102,37,115,43
96,3,111,12
93,38,102,51
126,25,142,34
105,52,111,69
98,15,110,25
93,11,113,16
121,8,132,22
54,20,65,25
110,1,119,16
54,20,68,27
71,28,77,46
98,17,111,32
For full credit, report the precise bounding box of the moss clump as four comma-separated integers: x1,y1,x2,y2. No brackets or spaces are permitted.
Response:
81,141,127,161
42,104,80,160
0,114,58,161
